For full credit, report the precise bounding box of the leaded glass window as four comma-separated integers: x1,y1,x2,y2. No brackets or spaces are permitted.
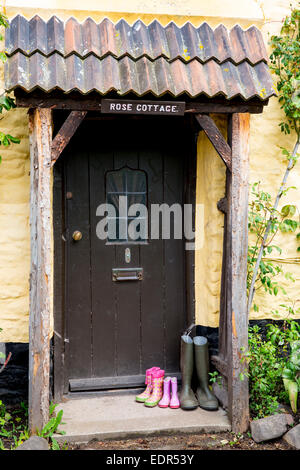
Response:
105,167,147,243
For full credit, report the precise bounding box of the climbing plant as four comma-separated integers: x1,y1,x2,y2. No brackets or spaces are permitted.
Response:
0,10,20,163
247,182,298,313
247,4,300,314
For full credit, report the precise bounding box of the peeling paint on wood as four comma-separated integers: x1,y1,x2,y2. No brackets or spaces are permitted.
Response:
232,310,237,338
28,108,52,434
227,112,250,434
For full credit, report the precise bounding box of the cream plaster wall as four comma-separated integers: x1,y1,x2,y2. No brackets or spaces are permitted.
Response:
0,0,299,341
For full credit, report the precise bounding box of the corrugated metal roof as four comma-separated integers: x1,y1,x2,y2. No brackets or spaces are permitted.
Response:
5,15,275,100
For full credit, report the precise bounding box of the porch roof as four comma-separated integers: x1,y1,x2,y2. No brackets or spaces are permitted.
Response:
5,15,275,101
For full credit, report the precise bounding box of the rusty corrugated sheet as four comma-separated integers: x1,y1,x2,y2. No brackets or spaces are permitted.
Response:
4,15,275,100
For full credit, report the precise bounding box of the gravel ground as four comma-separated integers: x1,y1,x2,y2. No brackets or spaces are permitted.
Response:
69,431,294,451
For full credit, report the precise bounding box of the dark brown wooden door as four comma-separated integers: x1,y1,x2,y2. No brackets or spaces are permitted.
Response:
63,117,188,392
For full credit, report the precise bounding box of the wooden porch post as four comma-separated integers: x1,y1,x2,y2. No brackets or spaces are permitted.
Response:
28,108,52,434
227,113,250,433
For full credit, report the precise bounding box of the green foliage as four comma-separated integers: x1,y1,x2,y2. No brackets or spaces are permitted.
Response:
270,4,300,138
209,371,222,387
242,322,300,419
247,182,299,311
36,402,66,450
268,320,300,415
0,11,8,37
244,325,286,418
0,400,29,450
282,339,300,412
0,10,20,163
248,5,300,312
0,400,66,450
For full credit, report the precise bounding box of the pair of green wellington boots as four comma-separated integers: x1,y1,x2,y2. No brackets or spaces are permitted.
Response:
180,335,218,411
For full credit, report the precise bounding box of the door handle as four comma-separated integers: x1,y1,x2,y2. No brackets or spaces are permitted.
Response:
72,230,82,241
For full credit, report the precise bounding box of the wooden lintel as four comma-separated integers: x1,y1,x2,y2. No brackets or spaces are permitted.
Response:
51,111,87,165
28,108,52,434
195,114,232,171
185,102,264,114
15,91,266,115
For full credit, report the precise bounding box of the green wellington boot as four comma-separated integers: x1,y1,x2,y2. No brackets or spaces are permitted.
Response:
179,335,198,410
193,336,218,411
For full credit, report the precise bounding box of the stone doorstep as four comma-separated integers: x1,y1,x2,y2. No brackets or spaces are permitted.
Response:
53,394,231,445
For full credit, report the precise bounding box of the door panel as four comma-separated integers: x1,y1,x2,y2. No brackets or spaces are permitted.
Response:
64,147,92,380
64,117,188,391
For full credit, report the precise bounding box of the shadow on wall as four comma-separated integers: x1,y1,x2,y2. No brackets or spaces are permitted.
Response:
0,339,53,405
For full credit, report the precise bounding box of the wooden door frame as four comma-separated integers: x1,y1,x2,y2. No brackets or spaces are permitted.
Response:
26,97,255,435
52,113,197,399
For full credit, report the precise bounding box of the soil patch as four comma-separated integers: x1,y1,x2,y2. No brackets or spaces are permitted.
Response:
70,431,294,451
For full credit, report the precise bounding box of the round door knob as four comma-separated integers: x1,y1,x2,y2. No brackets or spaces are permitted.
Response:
72,230,82,241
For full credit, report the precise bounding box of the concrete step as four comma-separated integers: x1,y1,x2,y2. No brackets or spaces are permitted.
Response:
54,393,231,444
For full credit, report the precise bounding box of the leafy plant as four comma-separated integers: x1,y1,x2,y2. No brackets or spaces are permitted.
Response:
247,4,300,314
282,340,300,413
0,400,29,450
248,182,299,312
0,399,66,450
209,371,222,387
270,5,300,137
36,402,66,450
0,10,20,163
267,320,300,413
244,325,286,418
242,321,300,419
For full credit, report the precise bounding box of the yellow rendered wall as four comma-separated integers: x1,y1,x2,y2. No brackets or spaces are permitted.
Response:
0,0,299,341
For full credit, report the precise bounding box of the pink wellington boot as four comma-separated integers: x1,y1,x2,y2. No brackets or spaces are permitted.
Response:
136,367,160,403
144,369,165,407
158,377,171,408
170,377,180,409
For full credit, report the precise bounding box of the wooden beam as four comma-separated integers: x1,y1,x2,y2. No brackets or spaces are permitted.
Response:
185,102,264,114
195,114,232,171
227,113,250,434
51,111,87,165
14,90,266,115
28,108,52,434
216,167,231,383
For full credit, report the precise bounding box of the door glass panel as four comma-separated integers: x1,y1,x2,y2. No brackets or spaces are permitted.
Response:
106,167,147,243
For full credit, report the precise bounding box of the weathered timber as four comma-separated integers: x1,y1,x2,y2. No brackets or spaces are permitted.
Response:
184,116,197,326
185,103,264,114
28,108,52,434
51,111,87,165
227,113,250,434
14,90,266,114
217,118,232,363
195,114,232,171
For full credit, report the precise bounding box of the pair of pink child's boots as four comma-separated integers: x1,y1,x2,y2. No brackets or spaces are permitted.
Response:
135,367,180,409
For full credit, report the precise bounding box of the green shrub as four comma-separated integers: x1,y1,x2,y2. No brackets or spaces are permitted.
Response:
246,321,300,419
247,325,287,419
